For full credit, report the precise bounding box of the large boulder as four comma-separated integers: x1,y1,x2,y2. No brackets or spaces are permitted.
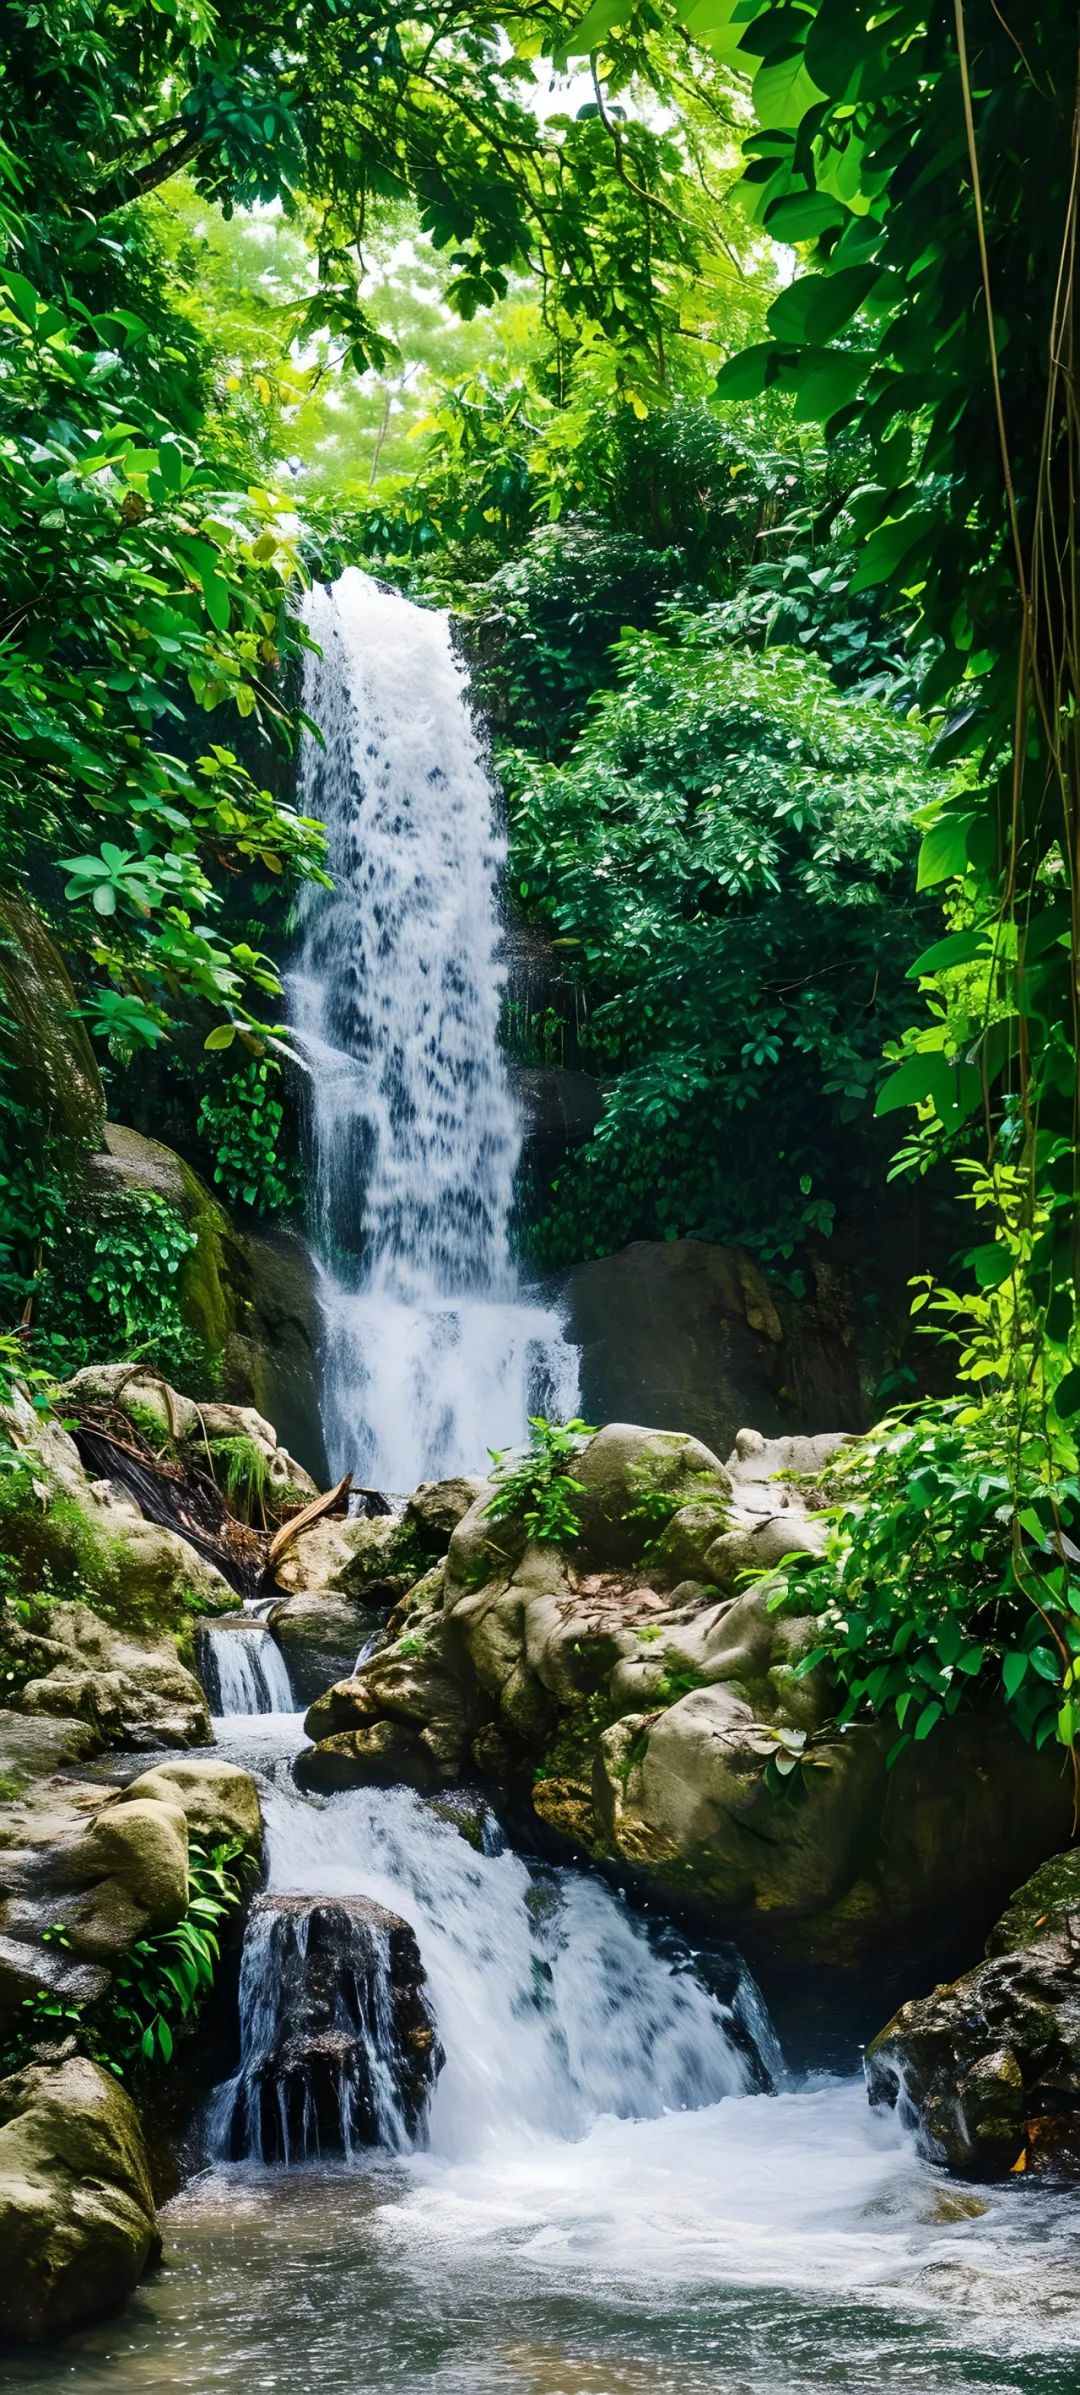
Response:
571,1423,732,1568
7,1601,212,1750
0,2058,157,2342
216,1892,441,2161
0,1755,260,2016
866,1849,1080,2177
565,1240,862,1461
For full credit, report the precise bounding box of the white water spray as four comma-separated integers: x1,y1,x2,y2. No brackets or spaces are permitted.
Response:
198,1623,293,1717
260,1773,766,2161
290,569,579,1489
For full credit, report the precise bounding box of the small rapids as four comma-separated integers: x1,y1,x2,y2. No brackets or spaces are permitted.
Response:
197,1622,294,1717
258,1773,771,2158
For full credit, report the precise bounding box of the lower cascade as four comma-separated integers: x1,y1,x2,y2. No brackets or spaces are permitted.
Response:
210,1892,441,2164
196,1622,294,1717
209,1765,773,2175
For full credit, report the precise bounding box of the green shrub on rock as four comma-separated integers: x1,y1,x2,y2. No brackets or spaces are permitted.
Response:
773,1399,1080,1783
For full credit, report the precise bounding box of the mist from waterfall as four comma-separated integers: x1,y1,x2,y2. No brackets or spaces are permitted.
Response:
289,569,579,1491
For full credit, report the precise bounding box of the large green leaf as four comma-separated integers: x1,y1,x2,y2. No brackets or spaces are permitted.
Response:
767,263,879,345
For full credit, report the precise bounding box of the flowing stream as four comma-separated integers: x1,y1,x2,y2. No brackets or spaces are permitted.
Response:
12,1671,1080,2392
288,570,579,1491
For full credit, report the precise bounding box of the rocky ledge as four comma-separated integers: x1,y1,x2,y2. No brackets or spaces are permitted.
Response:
866,1847,1080,2177
296,1421,1073,1975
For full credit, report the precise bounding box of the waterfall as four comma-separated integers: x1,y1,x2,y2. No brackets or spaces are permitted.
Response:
252,1775,770,2161
198,1624,294,1717
289,568,579,1491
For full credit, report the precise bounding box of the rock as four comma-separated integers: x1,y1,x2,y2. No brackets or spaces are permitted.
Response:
273,1510,426,1606
63,1797,190,1959
118,1757,263,1865
0,898,105,1157
0,2057,157,2341
405,1477,489,1549
0,1385,235,1644
299,1420,1074,1977
217,1226,328,1486
8,1601,212,1749
267,1591,375,1708
510,1065,604,1163
866,1847,1080,2177
217,1893,441,2160
572,1423,731,1567
0,1751,260,2014
90,1123,239,1366
295,1720,444,1792
565,1240,862,1462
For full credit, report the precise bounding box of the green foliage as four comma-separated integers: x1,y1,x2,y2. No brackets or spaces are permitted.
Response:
0,237,326,1052
1,1838,247,2081
206,1434,271,1527
506,613,945,1272
197,1056,297,1217
31,1192,211,1390
486,1417,596,1546
674,0,1080,1390
774,1401,1080,1779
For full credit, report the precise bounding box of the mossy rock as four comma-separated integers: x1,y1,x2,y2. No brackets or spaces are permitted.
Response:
0,2058,158,2342
90,1123,239,1366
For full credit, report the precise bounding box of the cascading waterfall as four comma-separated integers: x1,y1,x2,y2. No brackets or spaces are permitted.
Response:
198,1623,294,1717
289,568,579,1491
215,1770,771,2168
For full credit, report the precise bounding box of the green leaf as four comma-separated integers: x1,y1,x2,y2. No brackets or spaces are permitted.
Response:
203,1024,236,1051
752,50,827,129
906,926,994,978
916,811,976,891
200,567,231,632
1002,1651,1029,1700
561,0,629,52
914,1700,942,1742
764,190,847,241
714,341,780,400
768,264,879,346
1052,1366,1080,1423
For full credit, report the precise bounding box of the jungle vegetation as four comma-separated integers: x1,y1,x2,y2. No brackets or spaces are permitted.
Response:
3,1,1080,1779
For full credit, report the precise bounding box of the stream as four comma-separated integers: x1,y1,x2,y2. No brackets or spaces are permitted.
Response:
10,1681,1080,2395
11,573,1080,2392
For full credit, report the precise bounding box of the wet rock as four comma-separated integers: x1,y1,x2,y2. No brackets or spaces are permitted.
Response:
405,1476,490,1550
218,1892,441,2161
866,1849,1080,2177
0,2057,157,2342
267,1592,376,1708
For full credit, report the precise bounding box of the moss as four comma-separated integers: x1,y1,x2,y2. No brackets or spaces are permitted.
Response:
0,1466,228,1644
987,1850,1080,1957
